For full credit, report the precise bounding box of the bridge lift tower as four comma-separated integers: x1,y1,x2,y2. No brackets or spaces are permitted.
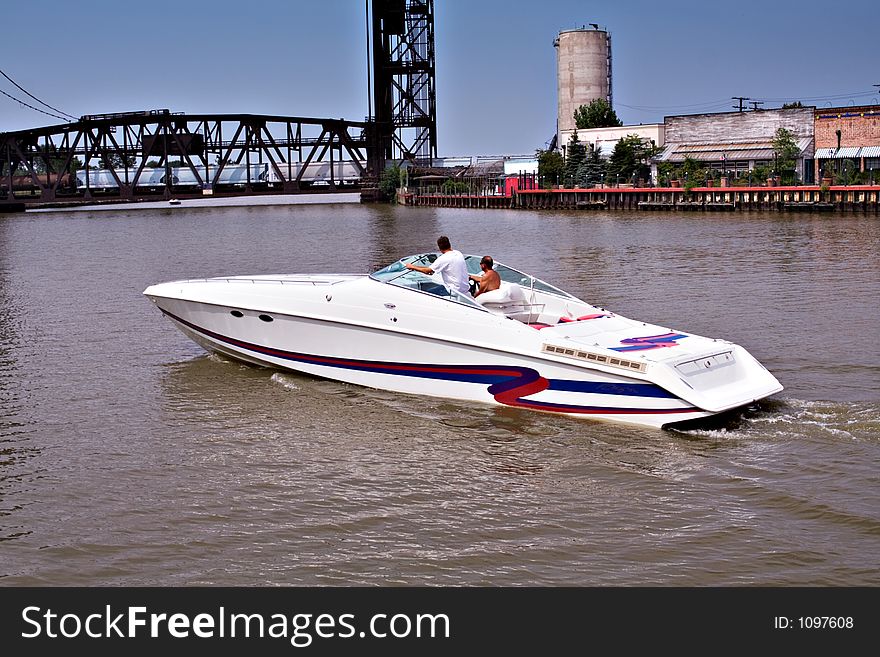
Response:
369,0,437,168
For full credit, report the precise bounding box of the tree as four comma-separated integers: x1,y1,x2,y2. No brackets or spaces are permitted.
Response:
29,145,81,175
606,134,657,186
577,143,605,187
838,159,858,186
99,153,137,170
573,98,622,129
442,178,468,194
378,163,402,200
821,159,836,180
562,131,586,188
772,127,800,184
782,101,803,109
536,148,564,189
679,156,706,192
751,163,772,185
657,161,675,186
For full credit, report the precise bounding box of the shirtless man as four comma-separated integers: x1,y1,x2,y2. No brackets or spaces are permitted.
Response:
469,255,501,298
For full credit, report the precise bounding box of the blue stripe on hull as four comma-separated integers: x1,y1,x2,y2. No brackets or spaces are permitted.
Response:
547,379,676,399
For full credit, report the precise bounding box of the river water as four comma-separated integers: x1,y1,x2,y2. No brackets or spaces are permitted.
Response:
1,199,878,586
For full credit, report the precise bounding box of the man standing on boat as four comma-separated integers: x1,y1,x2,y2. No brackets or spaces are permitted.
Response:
405,235,470,295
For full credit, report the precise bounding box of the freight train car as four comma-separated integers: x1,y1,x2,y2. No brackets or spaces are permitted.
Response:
74,161,364,192
4,172,74,194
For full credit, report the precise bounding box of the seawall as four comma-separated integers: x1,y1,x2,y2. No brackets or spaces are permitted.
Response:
399,186,880,212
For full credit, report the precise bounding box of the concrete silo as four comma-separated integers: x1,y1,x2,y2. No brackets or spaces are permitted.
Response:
555,26,612,146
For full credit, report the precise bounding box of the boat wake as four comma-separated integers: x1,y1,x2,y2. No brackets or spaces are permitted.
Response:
671,397,880,442
269,372,301,391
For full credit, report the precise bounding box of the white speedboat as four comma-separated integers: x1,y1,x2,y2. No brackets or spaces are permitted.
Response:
143,253,783,429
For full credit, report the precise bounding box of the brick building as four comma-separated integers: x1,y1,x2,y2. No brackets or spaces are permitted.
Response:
814,105,880,183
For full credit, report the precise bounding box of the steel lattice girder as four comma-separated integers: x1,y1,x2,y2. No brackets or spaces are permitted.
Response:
1,112,373,203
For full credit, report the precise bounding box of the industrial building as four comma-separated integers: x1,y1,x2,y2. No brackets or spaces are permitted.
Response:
652,107,815,183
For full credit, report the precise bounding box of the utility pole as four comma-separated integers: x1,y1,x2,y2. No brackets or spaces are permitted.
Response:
732,96,749,112
748,100,764,111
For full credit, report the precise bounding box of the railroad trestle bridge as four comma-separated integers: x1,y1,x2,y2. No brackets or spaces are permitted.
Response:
1,111,382,207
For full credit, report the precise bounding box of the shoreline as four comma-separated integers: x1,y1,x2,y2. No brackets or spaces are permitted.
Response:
400,185,880,212
21,192,362,213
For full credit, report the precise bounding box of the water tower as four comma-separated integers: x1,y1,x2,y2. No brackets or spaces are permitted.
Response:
554,25,612,146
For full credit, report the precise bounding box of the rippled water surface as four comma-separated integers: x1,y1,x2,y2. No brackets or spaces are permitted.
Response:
1,201,878,585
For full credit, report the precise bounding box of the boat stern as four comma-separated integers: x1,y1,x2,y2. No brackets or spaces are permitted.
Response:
653,343,783,413
553,319,783,416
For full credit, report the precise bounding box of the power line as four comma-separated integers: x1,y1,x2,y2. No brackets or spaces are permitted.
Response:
617,98,733,111
623,90,877,114
0,67,77,120
755,91,876,103
0,87,70,122
612,90,877,118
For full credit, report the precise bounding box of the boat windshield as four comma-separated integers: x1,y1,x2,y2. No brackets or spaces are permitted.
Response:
370,254,484,308
370,253,578,303
479,257,577,300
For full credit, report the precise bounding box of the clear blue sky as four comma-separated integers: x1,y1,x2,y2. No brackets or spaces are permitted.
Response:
2,0,878,156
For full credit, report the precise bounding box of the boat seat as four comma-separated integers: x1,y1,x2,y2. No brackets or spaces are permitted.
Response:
475,281,524,305
476,282,541,323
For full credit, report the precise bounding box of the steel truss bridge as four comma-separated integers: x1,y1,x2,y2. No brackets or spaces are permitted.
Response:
0,0,436,209
1,111,376,205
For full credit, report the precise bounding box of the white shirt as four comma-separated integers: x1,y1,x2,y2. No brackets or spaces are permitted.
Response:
431,249,470,294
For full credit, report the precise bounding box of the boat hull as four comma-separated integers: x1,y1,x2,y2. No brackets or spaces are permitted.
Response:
151,296,714,429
